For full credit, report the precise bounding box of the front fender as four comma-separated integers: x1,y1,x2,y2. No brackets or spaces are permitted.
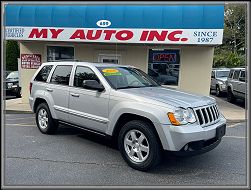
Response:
107,101,173,150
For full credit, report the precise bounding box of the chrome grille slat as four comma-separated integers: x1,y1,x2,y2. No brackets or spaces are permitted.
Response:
194,103,220,128
210,106,216,120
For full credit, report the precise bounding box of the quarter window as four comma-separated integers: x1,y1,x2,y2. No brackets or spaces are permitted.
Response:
34,65,53,82
50,65,72,85
74,66,100,88
233,70,240,80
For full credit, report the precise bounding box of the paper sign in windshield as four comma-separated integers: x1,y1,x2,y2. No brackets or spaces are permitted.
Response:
102,69,122,76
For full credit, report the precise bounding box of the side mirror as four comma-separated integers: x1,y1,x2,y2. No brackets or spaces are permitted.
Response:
211,75,215,79
82,80,105,92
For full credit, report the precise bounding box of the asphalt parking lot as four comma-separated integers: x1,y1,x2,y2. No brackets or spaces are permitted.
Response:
3,113,247,186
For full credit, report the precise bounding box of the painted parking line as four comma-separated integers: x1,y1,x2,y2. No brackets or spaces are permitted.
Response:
5,123,36,126
5,117,35,121
227,123,245,128
223,136,246,139
5,124,36,127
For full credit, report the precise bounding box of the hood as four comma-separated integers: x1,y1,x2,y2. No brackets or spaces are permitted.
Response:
216,77,227,82
4,79,19,84
118,86,215,108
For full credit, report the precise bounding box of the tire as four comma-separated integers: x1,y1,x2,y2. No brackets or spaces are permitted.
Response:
16,89,21,98
216,85,221,97
35,103,58,134
118,120,162,171
227,88,236,103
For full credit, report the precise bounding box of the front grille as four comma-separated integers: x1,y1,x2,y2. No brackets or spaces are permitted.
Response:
194,104,220,127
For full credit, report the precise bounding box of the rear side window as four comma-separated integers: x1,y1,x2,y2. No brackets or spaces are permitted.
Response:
240,70,245,78
50,65,72,85
228,70,234,78
73,66,100,88
34,65,53,82
233,70,240,80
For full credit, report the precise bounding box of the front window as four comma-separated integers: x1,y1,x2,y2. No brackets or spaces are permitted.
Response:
216,70,230,78
97,67,160,89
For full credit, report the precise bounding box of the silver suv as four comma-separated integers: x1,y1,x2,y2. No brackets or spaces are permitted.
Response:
226,67,246,103
29,61,227,171
210,68,230,96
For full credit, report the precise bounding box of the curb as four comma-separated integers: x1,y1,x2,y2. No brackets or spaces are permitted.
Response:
4,110,33,114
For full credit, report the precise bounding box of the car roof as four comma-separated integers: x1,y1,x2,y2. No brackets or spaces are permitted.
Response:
43,61,133,68
212,68,230,71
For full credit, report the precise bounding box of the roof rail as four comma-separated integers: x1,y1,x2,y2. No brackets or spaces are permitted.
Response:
49,59,81,62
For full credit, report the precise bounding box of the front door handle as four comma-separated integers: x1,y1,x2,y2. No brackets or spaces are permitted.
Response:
70,93,80,97
46,88,53,92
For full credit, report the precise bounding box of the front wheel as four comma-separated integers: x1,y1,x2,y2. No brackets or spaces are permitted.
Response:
216,85,221,97
35,103,58,134
118,120,162,171
227,88,236,103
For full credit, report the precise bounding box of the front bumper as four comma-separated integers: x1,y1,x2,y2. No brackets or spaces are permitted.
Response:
219,84,227,92
161,115,226,152
4,87,20,96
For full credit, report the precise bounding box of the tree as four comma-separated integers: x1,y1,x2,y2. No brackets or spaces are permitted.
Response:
6,40,20,71
213,4,246,68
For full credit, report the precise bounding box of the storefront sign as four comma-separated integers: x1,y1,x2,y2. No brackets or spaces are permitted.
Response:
5,27,223,45
149,49,180,64
21,54,42,69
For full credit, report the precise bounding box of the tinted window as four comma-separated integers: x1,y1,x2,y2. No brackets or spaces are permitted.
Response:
34,65,53,82
233,70,240,80
50,65,72,85
240,70,245,78
229,70,234,78
74,66,100,88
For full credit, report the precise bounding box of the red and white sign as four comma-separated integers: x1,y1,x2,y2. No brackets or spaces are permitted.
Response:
5,27,223,45
21,54,42,69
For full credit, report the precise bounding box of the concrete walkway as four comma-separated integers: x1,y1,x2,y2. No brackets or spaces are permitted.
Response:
4,96,246,122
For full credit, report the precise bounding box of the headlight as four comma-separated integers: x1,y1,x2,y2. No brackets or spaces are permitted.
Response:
218,81,225,85
167,107,196,126
7,83,13,88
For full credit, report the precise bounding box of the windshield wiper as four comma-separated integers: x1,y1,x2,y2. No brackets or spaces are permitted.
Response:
116,86,145,89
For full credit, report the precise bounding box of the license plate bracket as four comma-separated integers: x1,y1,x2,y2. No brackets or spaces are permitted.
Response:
216,124,226,139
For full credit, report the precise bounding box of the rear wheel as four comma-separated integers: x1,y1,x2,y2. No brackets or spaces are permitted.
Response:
118,120,162,171
36,103,58,134
227,88,236,103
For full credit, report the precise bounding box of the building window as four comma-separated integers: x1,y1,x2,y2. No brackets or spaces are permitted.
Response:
148,49,180,86
50,65,72,85
47,46,74,61
98,54,121,64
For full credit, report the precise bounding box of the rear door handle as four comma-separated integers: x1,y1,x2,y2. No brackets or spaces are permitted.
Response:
46,88,53,92
70,93,80,97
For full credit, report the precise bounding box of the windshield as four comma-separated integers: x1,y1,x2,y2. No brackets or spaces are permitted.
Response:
216,70,230,78
97,67,160,89
6,71,18,79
